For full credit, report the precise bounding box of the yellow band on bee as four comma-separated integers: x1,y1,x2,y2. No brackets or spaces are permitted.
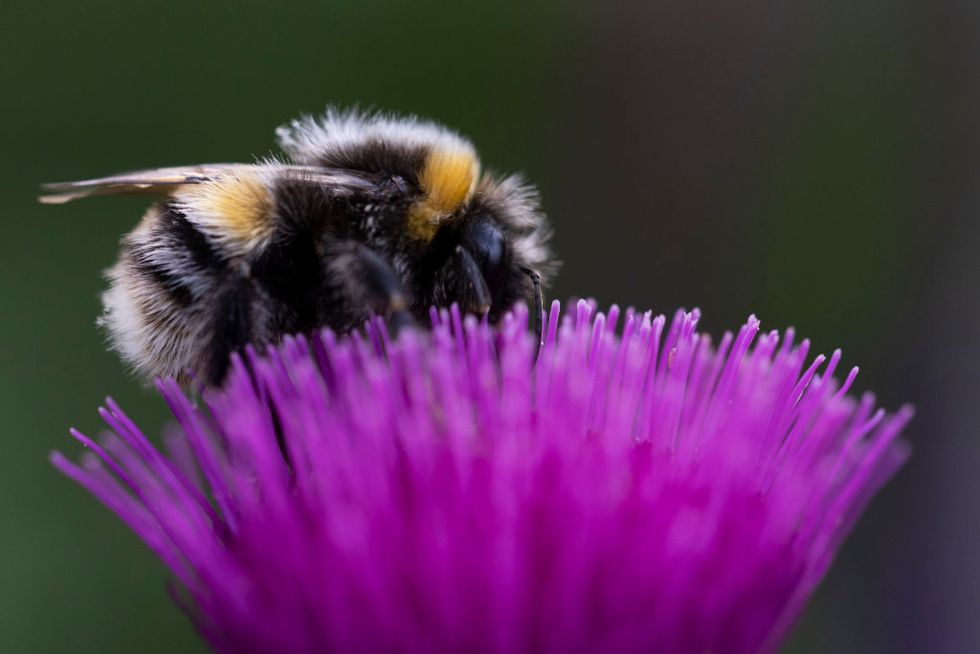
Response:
179,170,275,254
408,146,480,241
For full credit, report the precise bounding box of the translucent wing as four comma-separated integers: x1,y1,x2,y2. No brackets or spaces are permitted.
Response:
39,164,380,204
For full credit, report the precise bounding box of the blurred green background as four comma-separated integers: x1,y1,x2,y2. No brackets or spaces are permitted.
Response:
2,1,976,651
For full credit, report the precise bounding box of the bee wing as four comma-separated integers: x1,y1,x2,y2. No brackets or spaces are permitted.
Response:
39,164,380,204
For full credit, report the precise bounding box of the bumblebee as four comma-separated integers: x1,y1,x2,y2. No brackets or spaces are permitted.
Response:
41,108,555,385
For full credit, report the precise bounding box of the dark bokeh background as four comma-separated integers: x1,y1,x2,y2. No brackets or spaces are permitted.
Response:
2,1,977,651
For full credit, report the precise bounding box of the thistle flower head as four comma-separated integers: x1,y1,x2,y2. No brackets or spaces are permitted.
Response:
53,301,911,654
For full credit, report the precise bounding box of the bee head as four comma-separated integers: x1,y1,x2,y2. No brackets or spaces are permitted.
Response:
418,171,551,323
277,107,553,321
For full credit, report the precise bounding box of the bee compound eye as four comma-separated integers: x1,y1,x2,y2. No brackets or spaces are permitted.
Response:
462,220,506,287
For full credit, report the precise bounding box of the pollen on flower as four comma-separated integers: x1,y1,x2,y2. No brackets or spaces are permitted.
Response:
53,300,911,654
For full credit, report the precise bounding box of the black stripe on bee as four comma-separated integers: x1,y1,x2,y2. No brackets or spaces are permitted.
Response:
161,203,225,272
130,255,194,307
128,204,225,308
314,139,427,187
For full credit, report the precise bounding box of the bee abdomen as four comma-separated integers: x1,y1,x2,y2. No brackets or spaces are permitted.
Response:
101,204,226,381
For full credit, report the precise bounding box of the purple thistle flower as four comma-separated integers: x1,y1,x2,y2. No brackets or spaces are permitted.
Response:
53,301,911,654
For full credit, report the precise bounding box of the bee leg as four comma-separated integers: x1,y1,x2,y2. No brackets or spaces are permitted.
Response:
354,244,416,334
519,267,544,363
205,274,253,386
327,242,416,335
453,245,493,317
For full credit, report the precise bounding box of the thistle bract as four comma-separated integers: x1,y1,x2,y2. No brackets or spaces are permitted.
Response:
53,301,911,654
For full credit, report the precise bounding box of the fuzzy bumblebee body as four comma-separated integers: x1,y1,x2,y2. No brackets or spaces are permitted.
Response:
42,109,554,385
